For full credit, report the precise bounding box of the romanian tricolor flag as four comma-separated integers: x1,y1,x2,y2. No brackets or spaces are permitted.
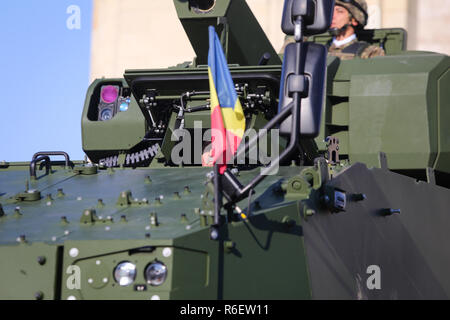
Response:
207,26,246,174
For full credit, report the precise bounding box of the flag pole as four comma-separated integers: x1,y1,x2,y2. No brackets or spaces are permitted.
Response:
211,163,222,240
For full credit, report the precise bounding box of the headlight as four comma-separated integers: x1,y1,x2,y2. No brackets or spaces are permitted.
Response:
145,261,167,286
100,108,114,121
113,262,137,286
101,85,119,104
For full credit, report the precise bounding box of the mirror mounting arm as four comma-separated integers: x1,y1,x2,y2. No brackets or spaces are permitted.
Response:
220,29,309,204
219,99,302,204
294,16,303,42
212,0,333,227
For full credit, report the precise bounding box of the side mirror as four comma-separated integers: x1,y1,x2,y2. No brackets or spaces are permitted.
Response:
215,0,333,208
282,0,335,36
278,42,327,138
278,0,331,138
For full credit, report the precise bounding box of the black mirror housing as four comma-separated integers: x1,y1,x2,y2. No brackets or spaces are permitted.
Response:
278,42,327,138
282,0,335,36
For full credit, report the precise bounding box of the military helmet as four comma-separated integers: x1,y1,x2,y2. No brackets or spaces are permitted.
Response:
335,0,369,27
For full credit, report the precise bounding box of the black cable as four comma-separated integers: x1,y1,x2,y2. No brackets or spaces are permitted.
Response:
245,188,254,218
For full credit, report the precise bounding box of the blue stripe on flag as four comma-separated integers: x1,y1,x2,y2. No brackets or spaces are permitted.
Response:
208,26,237,109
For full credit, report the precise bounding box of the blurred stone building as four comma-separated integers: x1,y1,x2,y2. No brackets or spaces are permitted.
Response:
90,0,450,81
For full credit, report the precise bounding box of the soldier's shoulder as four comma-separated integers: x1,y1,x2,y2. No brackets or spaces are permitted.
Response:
360,44,385,59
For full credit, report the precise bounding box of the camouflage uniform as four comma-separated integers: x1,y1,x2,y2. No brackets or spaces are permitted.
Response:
328,38,385,60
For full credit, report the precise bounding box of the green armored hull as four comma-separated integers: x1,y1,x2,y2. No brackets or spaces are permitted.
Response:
2,160,450,299
1,0,449,300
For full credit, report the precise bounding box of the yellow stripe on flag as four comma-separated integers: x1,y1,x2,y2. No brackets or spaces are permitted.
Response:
208,68,220,113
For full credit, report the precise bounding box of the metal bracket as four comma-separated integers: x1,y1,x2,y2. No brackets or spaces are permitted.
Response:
116,191,149,207
283,175,311,199
426,167,436,185
325,136,339,164
322,185,347,213
73,165,98,175
378,152,388,170
217,17,229,56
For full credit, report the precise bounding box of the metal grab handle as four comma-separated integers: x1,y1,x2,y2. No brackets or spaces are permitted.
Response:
32,151,71,168
30,156,51,179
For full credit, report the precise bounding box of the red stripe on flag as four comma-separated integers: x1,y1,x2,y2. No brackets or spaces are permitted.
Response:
210,106,244,174
210,105,227,174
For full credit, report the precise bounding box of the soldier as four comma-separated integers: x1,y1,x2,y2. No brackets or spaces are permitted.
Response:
280,0,385,60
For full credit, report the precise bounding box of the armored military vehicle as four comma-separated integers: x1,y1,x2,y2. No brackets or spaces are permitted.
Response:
0,0,449,300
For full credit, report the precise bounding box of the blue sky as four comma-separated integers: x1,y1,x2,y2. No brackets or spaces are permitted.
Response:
0,1,93,162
